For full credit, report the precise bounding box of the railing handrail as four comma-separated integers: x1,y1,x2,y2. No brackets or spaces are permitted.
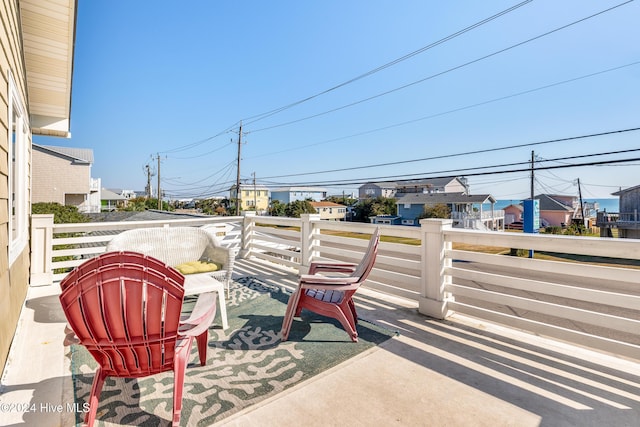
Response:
31,213,640,360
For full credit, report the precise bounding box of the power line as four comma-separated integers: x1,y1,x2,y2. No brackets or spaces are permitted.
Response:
241,1,533,126
264,157,640,188
248,1,634,134
247,60,640,160
158,123,239,155
259,126,640,180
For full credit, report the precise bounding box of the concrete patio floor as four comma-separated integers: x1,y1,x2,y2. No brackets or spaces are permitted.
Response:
1,258,639,426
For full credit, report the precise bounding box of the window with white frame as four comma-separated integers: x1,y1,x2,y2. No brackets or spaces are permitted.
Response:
8,73,29,264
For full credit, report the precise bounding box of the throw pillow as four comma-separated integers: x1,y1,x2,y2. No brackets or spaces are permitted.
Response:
174,260,220,275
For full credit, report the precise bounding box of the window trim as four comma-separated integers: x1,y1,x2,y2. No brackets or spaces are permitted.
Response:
8,72,29,265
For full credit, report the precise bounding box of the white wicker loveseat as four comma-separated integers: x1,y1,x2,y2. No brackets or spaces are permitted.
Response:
106,226,235,329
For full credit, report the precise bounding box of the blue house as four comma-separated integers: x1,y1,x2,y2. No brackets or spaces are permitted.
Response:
271,187,327,204
396,192,498,228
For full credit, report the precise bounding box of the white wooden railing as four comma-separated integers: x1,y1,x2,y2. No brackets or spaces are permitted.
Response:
30,212,640,360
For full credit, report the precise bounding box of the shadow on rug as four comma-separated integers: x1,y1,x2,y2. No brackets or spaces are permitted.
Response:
69,276,397,426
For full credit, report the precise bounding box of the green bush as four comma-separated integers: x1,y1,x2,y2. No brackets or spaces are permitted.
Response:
32,202,88,223
544,226,563,234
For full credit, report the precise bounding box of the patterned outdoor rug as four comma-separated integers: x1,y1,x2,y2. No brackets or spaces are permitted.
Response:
69,276,397,426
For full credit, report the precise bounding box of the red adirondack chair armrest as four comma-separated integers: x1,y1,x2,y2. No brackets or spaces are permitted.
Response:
299,274,361,288
179,291,217,337
308,262,357,275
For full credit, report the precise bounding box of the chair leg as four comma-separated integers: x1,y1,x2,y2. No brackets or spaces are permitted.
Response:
348,298,358,324
196,331,209,366
217,288,229,330
332,306,359,342
84,367,107,427
173,338,192,427
280,289,301,341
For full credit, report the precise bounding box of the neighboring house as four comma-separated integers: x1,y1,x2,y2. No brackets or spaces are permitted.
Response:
230,184,270,213
359,182,398,199
271,186,327,204
503,204,524,224
0,0,76,375
371,215,402,225
32,144,101,213
596,185,640,238
309,201,347,221
395,177,470,197
359,177,470,199
535,194,574,227
396,192,501,229
101,188,127,211
108,188,137,199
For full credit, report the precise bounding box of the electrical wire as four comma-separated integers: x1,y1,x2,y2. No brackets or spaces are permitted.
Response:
241,1,533,126
248,1,634,134
246,61,640,160
262,155,640,187
259,127,640,180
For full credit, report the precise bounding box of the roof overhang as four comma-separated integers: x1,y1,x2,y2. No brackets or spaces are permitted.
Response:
19,0,77,138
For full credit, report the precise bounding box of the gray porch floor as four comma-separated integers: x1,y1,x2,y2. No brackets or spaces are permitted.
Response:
1,258,639,426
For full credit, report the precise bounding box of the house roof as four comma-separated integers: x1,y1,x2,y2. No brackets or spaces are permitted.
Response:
33,143,93,163
101,188,126,201
397,193,495,204
535,194,573,212
612,184,640,196
20,0,77,138
504,204,524,212
362,182,398,188
396,177,463,188
310,201,346,208
231,184,270,191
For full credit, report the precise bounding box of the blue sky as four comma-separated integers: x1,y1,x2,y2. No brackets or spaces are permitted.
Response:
35,0,640,201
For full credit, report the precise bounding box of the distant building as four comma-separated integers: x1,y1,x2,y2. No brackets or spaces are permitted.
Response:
396,192,499,229
32,144,101,213
371,215,402,225
271,187,327,203
230,184,270,213
101,188,126,211
309,201,347,221
596,185,640,238
359,182,398,199
503,204,524,225
359,177,470,199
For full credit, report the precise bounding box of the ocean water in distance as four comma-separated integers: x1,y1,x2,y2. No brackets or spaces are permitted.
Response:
486,198,619,212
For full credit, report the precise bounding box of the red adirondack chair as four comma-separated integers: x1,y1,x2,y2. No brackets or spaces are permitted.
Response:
280,227,380,342
59,251,217,427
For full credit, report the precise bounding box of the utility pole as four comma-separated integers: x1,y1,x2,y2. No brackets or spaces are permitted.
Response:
530,150,535,200
235,122,243,215
577,178,585,232
156,153,162,210
145,164,153,198
252,172,257,211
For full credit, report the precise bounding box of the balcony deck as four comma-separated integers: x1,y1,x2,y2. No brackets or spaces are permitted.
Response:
2,257,639,426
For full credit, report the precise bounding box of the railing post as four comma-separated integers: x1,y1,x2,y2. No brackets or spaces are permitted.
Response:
418,218,453,319
238,211,256,259
30,214,54,286
300,214,321,273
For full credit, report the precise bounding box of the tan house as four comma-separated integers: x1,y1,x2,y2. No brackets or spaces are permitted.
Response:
32,144,101,213
310,201,347,221
0,0,76,375
230,184,270,213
